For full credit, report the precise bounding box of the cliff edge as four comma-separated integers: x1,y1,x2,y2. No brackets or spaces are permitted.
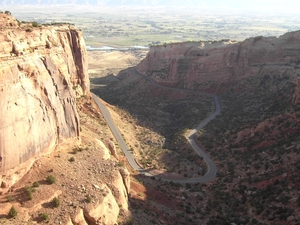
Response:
0,14,132,225
0,13,90,190
137,32,300,96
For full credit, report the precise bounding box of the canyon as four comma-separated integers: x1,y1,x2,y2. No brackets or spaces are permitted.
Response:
93,30,300,224
0,11,299,225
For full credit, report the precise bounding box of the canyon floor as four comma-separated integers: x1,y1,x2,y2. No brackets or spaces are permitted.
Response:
1,49,299,225
89,49,300,225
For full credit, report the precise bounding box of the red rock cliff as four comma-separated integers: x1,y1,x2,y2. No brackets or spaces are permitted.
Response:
137,32,300,93
0,14,89,188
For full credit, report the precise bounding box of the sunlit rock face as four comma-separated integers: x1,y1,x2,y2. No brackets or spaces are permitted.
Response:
0,14,89,187
137,31,300,93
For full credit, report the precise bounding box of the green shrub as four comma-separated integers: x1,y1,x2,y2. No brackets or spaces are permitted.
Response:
32,21,39,27
86,195,92,203
72,147,79,154
7,195,13,202
25,28,32,32
8,206,18,218
51,197,60,207
69,157,75,162
40,213,49,221
46,175,56,184
27,192,33,200
32,181,40,188
24,185,35,200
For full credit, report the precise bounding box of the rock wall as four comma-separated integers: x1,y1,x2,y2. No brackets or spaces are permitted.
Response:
293,77,300,104
0,14,131,225
0,14,89,182
137,31,300,93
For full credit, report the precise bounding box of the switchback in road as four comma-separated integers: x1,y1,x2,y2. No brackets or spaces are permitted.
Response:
92,71,221,183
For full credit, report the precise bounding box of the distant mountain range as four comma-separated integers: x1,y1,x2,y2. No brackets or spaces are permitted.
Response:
1,0,299,12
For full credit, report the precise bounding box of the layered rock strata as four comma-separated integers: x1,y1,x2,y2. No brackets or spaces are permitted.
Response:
137,31,300,94
0,14,131,225
0,14,89,188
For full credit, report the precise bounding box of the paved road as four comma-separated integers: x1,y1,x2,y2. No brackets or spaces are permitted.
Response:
92,71,221,183
92,94,151,174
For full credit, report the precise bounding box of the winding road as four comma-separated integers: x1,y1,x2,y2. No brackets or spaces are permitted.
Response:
92,70,221,183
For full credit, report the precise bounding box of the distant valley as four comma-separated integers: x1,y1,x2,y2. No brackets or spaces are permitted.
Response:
5,5,300,48
0,7,299,225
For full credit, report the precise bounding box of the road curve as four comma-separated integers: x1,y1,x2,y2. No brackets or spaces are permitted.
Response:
92,71,221,183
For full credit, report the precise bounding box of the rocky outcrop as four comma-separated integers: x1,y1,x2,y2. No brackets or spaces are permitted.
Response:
0,14,89,189
84,185,119,225
69,184,120,225
107,140,119,159
119,167,130,193
0,13,19,27
107,170,129,211
137,31,300,94
293,77,300,104
96,139,111,160
61,167,130,225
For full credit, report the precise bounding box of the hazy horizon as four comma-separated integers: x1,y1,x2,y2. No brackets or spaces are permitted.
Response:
2,0,300,47
1,0,300,14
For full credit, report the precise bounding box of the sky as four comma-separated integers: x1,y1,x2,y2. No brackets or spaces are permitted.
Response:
2,0,300,13
165,0,300,13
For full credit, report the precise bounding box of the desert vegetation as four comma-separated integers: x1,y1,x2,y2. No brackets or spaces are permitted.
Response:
193,67,300,224
1,7,299,224
92,69,214,176
8,206,17,218
0,95,132,224
91,53,300,224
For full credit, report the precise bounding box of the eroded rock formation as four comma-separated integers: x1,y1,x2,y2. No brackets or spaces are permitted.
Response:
293,77,300,104
69,184,120,225
107,140,119,159
0,14,89,189
0,14,131,225
137,31,300,94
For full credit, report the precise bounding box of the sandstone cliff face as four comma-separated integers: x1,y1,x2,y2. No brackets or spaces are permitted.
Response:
0,14,89,187
137,32,300,94
0,14,131,225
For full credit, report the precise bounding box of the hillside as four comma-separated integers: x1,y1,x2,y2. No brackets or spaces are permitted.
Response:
1,11,299,224
137,33,300,94
93,31,300,224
